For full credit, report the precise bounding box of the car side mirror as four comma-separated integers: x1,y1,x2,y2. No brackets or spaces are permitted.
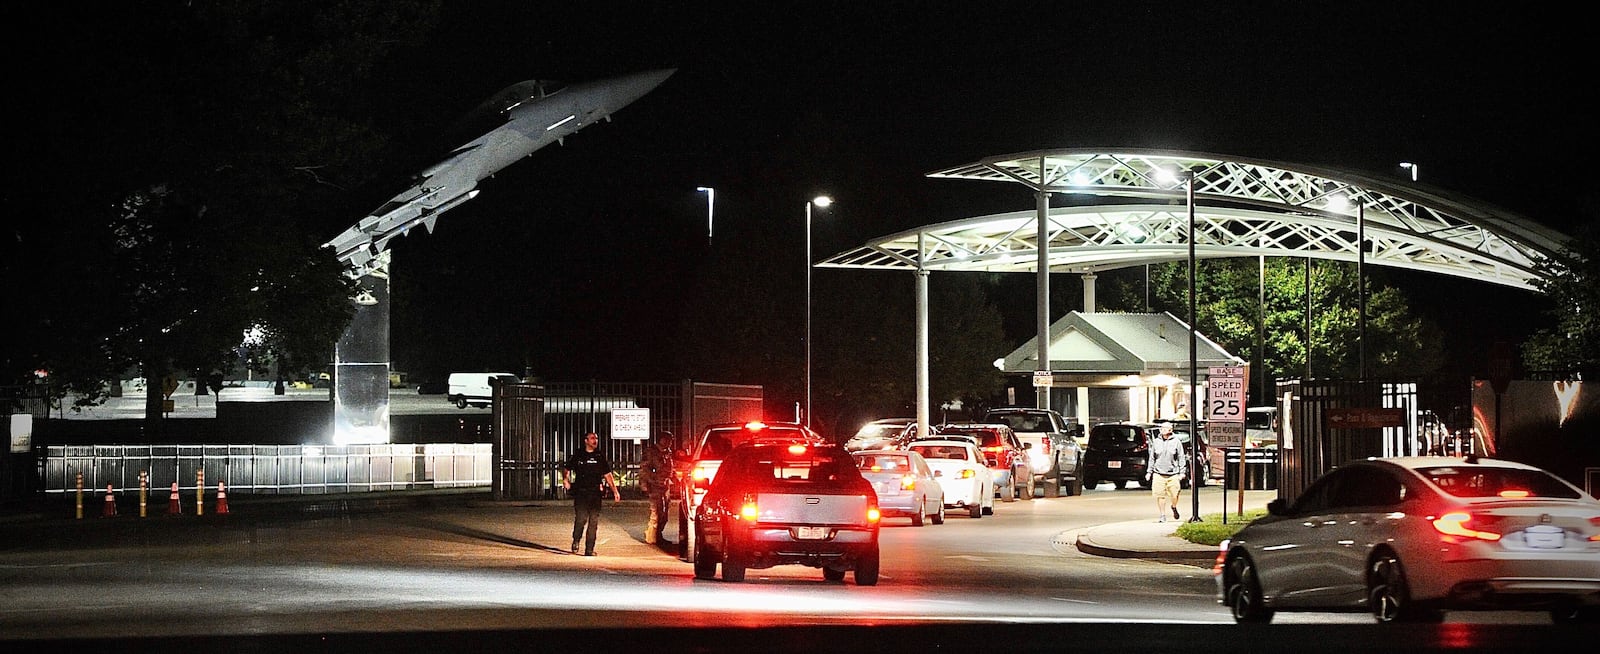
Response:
1022,442,1033,450
1266,499,1287,516
933,470,943,477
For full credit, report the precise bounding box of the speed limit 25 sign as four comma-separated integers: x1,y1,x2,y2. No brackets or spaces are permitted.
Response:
1206,366,1248,422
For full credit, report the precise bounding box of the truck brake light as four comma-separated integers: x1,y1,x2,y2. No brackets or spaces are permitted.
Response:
866,506,881,523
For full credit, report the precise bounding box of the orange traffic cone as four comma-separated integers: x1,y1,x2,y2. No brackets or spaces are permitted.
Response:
101,484,117,518
215,481,229,515
167,482,182,516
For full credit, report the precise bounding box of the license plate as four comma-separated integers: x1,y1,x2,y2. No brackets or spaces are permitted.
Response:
795,526,829,540
1525,525,1564,549
873,481,888,493
1107,460,1122,469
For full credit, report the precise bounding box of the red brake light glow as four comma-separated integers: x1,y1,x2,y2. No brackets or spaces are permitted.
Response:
866,506,881,523
1431,510,1501,541
787,444,807,455
691,465,711,481
901,475,916,490
740,501,759,521
745,421,768,431
1498,489,1529,499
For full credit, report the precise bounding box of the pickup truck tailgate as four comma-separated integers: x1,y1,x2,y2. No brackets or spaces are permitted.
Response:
755,490,873,526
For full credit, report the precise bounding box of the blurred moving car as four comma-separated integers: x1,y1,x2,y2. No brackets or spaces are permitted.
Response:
693,441,881,585
906,439,994,518
934,423,1032,501
845,418,921,451
675,421,827,560
982,407,1084,497
1081,423,1156,490
1217,455,1600,624
853,449,945,526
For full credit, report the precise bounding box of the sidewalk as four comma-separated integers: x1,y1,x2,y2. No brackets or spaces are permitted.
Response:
1071,489,1277,561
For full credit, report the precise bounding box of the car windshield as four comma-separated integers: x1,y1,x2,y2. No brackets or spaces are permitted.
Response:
854,453,911,471
1419,465,1582,499
910,445,971,461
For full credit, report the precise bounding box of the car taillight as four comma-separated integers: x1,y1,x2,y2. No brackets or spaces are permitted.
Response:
739,498,759,521
1589,515,1600,541
1213,540,1230,575
866,506,881,523
692,465,712,481
959,469,975,479
901,474,916,490
1431,510,1501,541
1041,439,1051,456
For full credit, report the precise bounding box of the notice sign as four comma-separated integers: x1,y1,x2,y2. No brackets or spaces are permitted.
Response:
1208,421,1245,448
1033,371,1054,388
611,407,651,440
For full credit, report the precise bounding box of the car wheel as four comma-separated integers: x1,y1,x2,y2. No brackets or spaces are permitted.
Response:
692,526,716,580
455,398,468,409
854,546,880,586
1551,605,1600,624
823,566,847,582
677,504,691,561
968,503,983,518
1084,477,1098,491
1043,470,1060,498
1001,478,1016,502
1368,551,1442,623
721,552,747,583
1020,472,1034,500
931,502,945,524
1225,554,1274,623
982,503,994,515
912,503,926,527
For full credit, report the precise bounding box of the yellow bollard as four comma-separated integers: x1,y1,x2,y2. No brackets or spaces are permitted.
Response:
138,471,148,518
196,469,205,516
75,472,83,520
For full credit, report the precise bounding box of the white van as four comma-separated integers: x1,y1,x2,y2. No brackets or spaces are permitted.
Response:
446,372,519,409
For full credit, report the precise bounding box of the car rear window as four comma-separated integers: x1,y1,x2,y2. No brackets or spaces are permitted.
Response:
942,428,1000,448
700,426,810,458
854,454,910,471
1419,466,1582,499
720,445,861,488
989,413,1048,432
910,445,971,461
1089,425,1144,446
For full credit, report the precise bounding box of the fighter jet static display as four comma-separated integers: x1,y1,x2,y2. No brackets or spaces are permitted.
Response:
325,68,676,275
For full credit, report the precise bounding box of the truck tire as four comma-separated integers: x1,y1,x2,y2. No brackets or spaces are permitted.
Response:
855,547,880,586
677,503,691,561
692,528,716,580
721,554,746,583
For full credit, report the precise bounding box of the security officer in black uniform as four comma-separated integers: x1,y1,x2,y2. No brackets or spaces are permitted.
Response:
562,432,620,556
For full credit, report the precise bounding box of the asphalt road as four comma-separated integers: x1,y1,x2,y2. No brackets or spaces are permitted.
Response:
0,485,1565,652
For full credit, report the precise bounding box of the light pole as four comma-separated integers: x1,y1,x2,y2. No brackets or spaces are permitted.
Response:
696,186,715,242
1399,162,1419,182
1183,170,1201,523
805,195,833,428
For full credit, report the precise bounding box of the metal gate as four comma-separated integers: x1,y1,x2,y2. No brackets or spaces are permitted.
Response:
1275,378,1420,506
491,380,762,501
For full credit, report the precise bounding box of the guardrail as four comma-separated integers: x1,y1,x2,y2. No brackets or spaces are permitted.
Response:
39,444,492,495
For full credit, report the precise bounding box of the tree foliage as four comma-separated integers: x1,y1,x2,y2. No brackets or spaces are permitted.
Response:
6,2,442,426
1102,257,1444,386
1522,225,1600,376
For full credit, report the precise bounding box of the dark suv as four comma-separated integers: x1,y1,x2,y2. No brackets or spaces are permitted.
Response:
1082,423,1156,490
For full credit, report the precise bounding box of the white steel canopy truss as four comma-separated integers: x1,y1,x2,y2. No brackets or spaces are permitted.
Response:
819,149,1569,290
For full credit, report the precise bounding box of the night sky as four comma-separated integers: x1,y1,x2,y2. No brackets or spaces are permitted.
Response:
16,3,1597,393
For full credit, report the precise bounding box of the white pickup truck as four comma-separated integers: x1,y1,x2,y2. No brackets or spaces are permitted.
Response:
982,407,1084,497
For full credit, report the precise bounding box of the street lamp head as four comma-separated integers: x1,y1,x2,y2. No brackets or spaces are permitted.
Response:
812,195,833,208
697,186,713,193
